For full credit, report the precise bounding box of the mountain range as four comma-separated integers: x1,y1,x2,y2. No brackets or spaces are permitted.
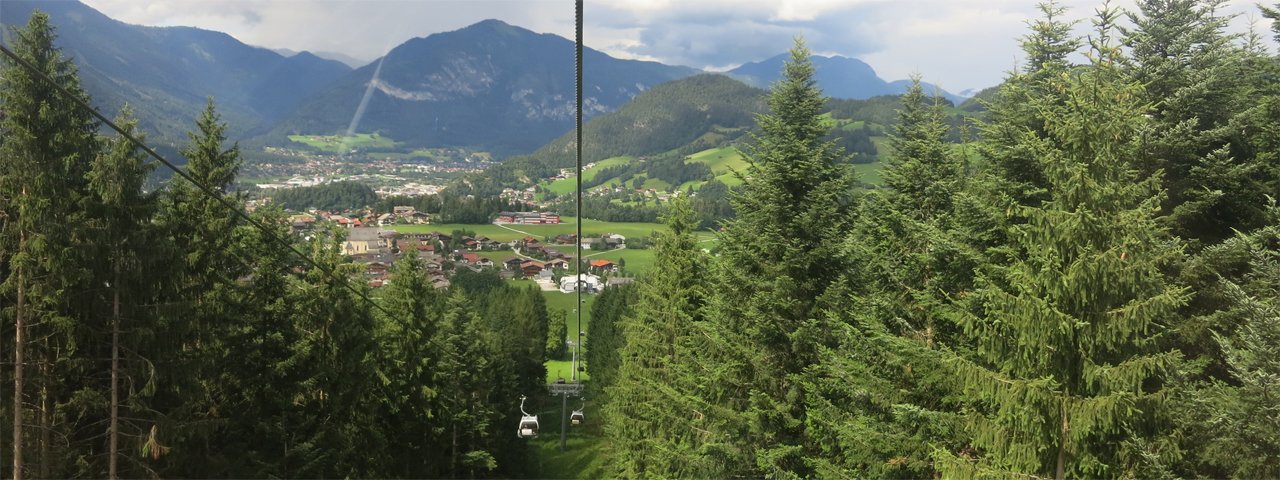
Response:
267,19,699,156
1,0,966,157
0,0,352,142
728,53,965,105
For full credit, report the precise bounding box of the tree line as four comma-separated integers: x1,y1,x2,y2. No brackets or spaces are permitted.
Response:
585,1,1280,478
0,12,555,478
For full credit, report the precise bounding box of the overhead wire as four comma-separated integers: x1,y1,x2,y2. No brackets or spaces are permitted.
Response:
0,42,397,319
574,0,584,383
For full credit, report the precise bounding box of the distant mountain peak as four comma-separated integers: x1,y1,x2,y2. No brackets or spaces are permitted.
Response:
271,16,698,155
728,52,961,104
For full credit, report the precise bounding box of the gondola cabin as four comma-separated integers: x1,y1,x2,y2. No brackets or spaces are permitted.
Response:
519,415,540,438
570,409,584,426
517,395,539,438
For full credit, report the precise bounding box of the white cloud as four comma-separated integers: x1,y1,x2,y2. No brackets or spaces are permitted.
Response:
80,0,1276,92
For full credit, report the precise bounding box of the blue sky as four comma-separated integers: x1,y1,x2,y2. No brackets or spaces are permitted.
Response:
81,0,1267,93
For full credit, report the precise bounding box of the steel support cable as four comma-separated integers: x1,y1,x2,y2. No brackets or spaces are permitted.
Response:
574,0,584,383
0,43,396,319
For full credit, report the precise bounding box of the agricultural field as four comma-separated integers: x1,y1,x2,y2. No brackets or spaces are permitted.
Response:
287,132,397,153
581,248,656,277
686,146,749,187
543,156,635,195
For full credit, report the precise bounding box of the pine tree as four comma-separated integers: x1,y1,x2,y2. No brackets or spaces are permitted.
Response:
546,307,568,360
700,37,859,477
1126,0,1273,247
285,227,382,477
803,77,972,478
84,106,157,478
584,282,638,399
1167,210,1280,477
0,11,100,478
149,99,249,475
604,197,716,477
979,1,1081,207
883,77,965,222
935,12,1189,478
1207,227,1280,478
376,252,445,477
436,290,497,477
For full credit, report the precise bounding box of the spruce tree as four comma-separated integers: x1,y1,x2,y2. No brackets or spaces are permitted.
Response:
936,12,1188,478
604,197,715,477
1125,0,1273,247
150,99,248,475
284,227,382,477
700,37,858,477
804,77,972,477
0,11,100,478
584,282,638,399
436,290,497,477
883,77,965,222
84,107,157,478
376,252,446,477
979,1,1080,207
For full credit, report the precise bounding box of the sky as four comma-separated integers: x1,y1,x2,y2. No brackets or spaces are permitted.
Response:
80,0,1269,93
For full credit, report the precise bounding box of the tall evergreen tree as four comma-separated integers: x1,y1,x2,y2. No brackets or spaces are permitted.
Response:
1125,0,1273,247
700,37,859,477
936,12,1188,478
803,77,972,478
436,290,497,477
376,252,446,477
84,106,158,478
584,282,638,399
604,197,716,477
979,1,1081,207
883,77,965,222
0,11,100,478
283,227,383,477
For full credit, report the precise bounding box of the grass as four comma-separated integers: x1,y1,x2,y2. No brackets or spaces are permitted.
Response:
544,156,634,195
526,397,609,479
853,161,884,186
686,146,749,187
543,290,594,333
582,248,656,277
287,132,396,153
544,360,587,383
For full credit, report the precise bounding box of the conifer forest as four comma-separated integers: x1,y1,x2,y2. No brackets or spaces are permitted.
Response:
3,1,1280,478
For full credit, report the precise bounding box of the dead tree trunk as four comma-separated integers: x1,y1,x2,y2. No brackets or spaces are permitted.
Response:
109,268,120,480
12,233,25,480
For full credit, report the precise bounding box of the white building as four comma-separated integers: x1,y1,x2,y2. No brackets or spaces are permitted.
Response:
559,274,602,293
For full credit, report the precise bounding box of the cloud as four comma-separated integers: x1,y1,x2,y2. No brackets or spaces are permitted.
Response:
80,0,1274,92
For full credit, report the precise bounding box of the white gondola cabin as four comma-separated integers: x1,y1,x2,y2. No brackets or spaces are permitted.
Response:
517,395,539,438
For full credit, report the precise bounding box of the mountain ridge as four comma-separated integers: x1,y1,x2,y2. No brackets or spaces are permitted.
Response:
0,0,352,143
265,19,700,156
728,53,965,105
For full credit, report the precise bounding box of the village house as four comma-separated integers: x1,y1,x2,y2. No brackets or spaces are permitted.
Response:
605,234,626,248
521,260,545,277
504,257,525,272
590,259,618,274
607,276,635,288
